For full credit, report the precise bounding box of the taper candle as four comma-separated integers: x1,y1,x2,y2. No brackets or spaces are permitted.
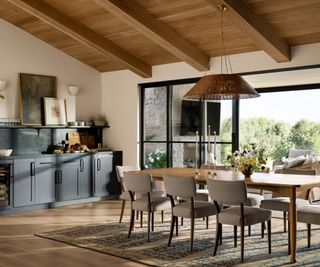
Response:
208,125,211,154
195,131,199,160
213,131,217,160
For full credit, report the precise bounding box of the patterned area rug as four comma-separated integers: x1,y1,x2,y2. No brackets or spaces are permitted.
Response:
36,216,320,266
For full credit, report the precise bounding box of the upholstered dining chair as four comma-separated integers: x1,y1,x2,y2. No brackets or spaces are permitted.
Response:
123,172,171,242
260,169,315,254
116,165,165,224
163,175,217,252
297,187,320,248
207,179,272,263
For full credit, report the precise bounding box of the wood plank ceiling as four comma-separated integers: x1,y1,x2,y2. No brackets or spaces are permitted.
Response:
1,0,320,77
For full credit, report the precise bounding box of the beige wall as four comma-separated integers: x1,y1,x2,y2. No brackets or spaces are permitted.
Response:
0,19,101,122
101,43,320,165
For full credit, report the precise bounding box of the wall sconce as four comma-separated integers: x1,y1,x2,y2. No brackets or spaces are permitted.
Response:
67,85,80,96
0,80,8,99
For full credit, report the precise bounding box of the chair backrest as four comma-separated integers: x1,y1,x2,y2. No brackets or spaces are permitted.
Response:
275,169,316,175
288,149,312,159
163,176,196,198
123,172,152,193
116,165,141,182
207,179,247,206
309,187,320,203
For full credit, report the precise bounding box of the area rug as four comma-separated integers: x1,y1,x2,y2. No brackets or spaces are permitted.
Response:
36,217,320,266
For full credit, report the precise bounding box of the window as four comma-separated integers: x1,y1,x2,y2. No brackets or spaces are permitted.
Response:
140,79,234,169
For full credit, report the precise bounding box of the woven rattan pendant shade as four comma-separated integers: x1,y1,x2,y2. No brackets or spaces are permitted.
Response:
184,74,260,100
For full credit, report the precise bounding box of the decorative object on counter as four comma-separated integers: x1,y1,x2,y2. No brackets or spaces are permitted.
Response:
67,85,80,96
67,132,81,145
93,115,107,126
0,118,20,126
68,121,78,126
20,73,56,126
0,149,13,157
0,80,8,99
43,97,67,126
78,121,85,126
85,121,93,126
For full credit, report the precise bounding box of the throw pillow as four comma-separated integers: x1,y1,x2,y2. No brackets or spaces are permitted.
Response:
283,155,306,169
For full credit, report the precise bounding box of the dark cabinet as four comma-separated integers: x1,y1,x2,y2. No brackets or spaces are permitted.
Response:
13,158,35,207
34,158,56,204
55,159,79,201
79,155,92,198
94,153,113,197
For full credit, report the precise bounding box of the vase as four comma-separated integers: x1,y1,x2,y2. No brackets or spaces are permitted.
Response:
242,170,253,179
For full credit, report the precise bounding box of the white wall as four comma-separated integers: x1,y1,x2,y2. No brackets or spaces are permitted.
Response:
0,19,101,122
101,43,320,165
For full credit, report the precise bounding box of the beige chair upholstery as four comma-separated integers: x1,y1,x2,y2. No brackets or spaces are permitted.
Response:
163,175,217,251
297,205,320,248
207,179,271,263
116,165,165,223
123,172,171,242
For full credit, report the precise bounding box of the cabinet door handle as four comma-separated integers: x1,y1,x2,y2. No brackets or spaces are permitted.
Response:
55,171,59,184
30,162,35,176
80,159,84,172
59,170,63,184
97,159,101,171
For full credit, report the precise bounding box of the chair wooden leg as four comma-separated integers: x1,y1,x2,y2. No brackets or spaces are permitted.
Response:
181,217,184,226
241,224,245,263
176,217,179,236
307,223,311,248
119,200,126,223
161,210,164,223
267,220,271,254
283,212,287,232
206,217,209,229
261,222,265,239
248,225,251,236
136,210,139,220
234,226,237,247
140,211,143,228
190,217,194,252
213,220,220,256
128,209,135,238
219,224,222,245
203,217,205,221
168,215,175,247
151,212,154,232
147,211,151,242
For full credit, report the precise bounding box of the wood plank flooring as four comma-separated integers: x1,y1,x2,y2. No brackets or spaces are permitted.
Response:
0,200,144,267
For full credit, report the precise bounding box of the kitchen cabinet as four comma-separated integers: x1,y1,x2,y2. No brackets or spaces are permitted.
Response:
34,158,56,204
94,153,113,197
55,158,79,201
79,155,92,198
13,158,35,207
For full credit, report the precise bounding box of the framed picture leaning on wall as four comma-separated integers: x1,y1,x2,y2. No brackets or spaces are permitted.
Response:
20,73,57,125
43,97,67,126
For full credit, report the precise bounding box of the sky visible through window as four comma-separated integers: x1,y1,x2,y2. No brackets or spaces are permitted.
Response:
240,89,320,125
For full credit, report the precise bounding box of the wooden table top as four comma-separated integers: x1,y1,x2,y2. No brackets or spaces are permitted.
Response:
130,167,320,189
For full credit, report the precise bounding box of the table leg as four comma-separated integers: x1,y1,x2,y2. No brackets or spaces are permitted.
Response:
289,188,297,263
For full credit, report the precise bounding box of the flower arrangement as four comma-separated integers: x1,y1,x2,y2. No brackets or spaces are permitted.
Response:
145,149,167,169
227,143,267,176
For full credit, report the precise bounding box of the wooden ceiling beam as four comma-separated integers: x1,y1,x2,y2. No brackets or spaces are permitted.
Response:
94,0,209,71
8,0,152,77
206,0,291,62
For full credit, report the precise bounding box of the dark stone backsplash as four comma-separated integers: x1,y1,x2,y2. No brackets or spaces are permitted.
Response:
0,128,77,155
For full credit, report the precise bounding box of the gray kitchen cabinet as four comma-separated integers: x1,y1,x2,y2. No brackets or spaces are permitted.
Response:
55,158,79,201
94,153,113,197
13,158,35,207
34,158,56,204
79,155,92,198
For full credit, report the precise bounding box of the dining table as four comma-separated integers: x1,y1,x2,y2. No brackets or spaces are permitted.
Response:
129,167,320,263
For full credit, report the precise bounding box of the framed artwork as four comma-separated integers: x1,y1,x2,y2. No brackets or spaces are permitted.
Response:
43,97,67,126
20,73,57,125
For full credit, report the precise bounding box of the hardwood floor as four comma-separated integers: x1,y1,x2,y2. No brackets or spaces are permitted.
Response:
0,200,144,267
